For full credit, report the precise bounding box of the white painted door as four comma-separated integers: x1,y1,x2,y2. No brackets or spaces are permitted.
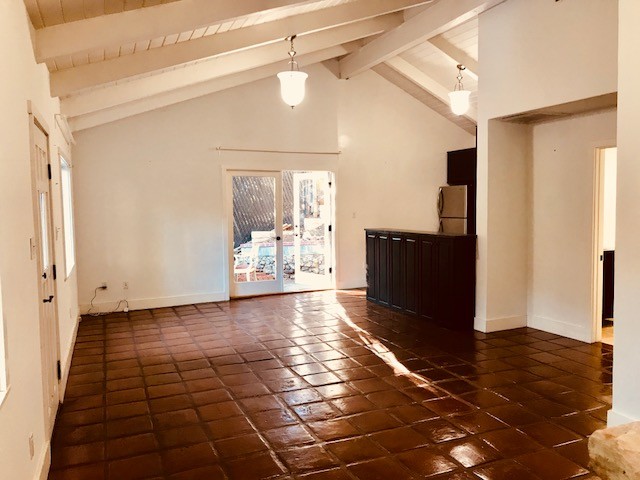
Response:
293,172,333,288
229,171,283,297
31,117,60,433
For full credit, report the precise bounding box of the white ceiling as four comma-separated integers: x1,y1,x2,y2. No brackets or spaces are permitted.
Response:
22,0,489,133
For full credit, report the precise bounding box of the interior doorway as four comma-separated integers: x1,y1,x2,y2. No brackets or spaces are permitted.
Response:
29,112,61,434
228,169,334,298
594,147,617,345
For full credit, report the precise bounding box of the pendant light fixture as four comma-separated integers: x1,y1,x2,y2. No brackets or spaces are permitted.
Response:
277,35,308,108
448,64,471,115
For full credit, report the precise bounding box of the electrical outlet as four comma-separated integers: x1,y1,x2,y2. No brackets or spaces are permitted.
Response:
28,433,34,459
123,282,129,290
100,282,107,289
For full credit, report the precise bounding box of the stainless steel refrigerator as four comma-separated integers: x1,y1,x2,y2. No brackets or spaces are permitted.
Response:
437,185,468,234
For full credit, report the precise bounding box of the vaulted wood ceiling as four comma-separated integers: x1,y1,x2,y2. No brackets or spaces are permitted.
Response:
23,0,501,133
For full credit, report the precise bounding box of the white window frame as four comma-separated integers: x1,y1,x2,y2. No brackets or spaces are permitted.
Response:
60,153,76,279
0,276,9,408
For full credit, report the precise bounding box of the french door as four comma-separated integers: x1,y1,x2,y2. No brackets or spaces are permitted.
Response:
228,169,335,298
30,115,60,434
229,171,284,297
293,171,333,288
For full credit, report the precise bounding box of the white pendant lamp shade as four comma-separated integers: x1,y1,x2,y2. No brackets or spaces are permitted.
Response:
449,64,471,116
278,35,308,108
277,70,308,108
448,89,471,115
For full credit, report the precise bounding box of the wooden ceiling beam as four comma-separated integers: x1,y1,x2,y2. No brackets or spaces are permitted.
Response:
372,62,476,134
35,0,319,62
339,0,506,79
50,0,432,97
67,43,359,132
384,56,477,122
428,34,479,79
61,16,398,117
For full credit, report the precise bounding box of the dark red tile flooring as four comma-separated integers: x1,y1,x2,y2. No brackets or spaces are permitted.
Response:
48,290,611,479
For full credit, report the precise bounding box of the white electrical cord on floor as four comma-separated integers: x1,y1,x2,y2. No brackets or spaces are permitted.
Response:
86,286,130,317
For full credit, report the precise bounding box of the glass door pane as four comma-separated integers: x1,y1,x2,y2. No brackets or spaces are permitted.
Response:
289,171,333,290
230,172,283,297
39,192,50,270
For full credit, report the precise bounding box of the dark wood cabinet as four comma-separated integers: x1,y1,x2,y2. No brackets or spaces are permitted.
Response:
405,237,417,314
366,233,377,300
390,235,404,309
366,229,476,330
377,234,389,306
447,148,477,185
418,237,436,321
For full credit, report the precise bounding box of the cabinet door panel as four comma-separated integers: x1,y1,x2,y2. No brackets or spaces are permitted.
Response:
378,235,390,305
419,239,436,319
405,238,417,313
391,236,405,309
447,148,477,185
437,239,454,325
366,234,377,300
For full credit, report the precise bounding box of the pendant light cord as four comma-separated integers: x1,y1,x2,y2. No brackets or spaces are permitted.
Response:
287,35,299,72
454,64,466,91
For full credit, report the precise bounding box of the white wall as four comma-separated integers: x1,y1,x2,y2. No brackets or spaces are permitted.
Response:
602,147,617,251
476,0,618,334
73,64,339,310
0,2,79,479
480,0,618,119
72,65,474,311
475,120,531,332
336,69,476,288
529,110,617,342
610,0,640,427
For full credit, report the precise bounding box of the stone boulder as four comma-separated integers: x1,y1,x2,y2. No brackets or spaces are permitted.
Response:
589,421,640,479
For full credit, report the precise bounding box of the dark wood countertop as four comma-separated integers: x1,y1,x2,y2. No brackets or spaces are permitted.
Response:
365,228,476,238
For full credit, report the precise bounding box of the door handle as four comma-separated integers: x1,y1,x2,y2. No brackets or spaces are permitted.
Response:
43,295,54,303
276,236,281,241
437,190,444,216
42,272,47,279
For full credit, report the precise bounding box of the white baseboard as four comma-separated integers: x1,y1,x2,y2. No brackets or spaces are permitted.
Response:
607,409,639,427
336,281,366,290
59,315,80,402
35,440,51,480
80,291,229,314
528,315,592,343
475,315,527,333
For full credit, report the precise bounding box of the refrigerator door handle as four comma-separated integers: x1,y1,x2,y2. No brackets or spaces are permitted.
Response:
437,189,444,216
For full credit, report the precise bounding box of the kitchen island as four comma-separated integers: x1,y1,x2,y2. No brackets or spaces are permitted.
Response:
365,229,477,330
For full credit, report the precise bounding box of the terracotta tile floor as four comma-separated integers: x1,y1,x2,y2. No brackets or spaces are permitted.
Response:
49,290,612,480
